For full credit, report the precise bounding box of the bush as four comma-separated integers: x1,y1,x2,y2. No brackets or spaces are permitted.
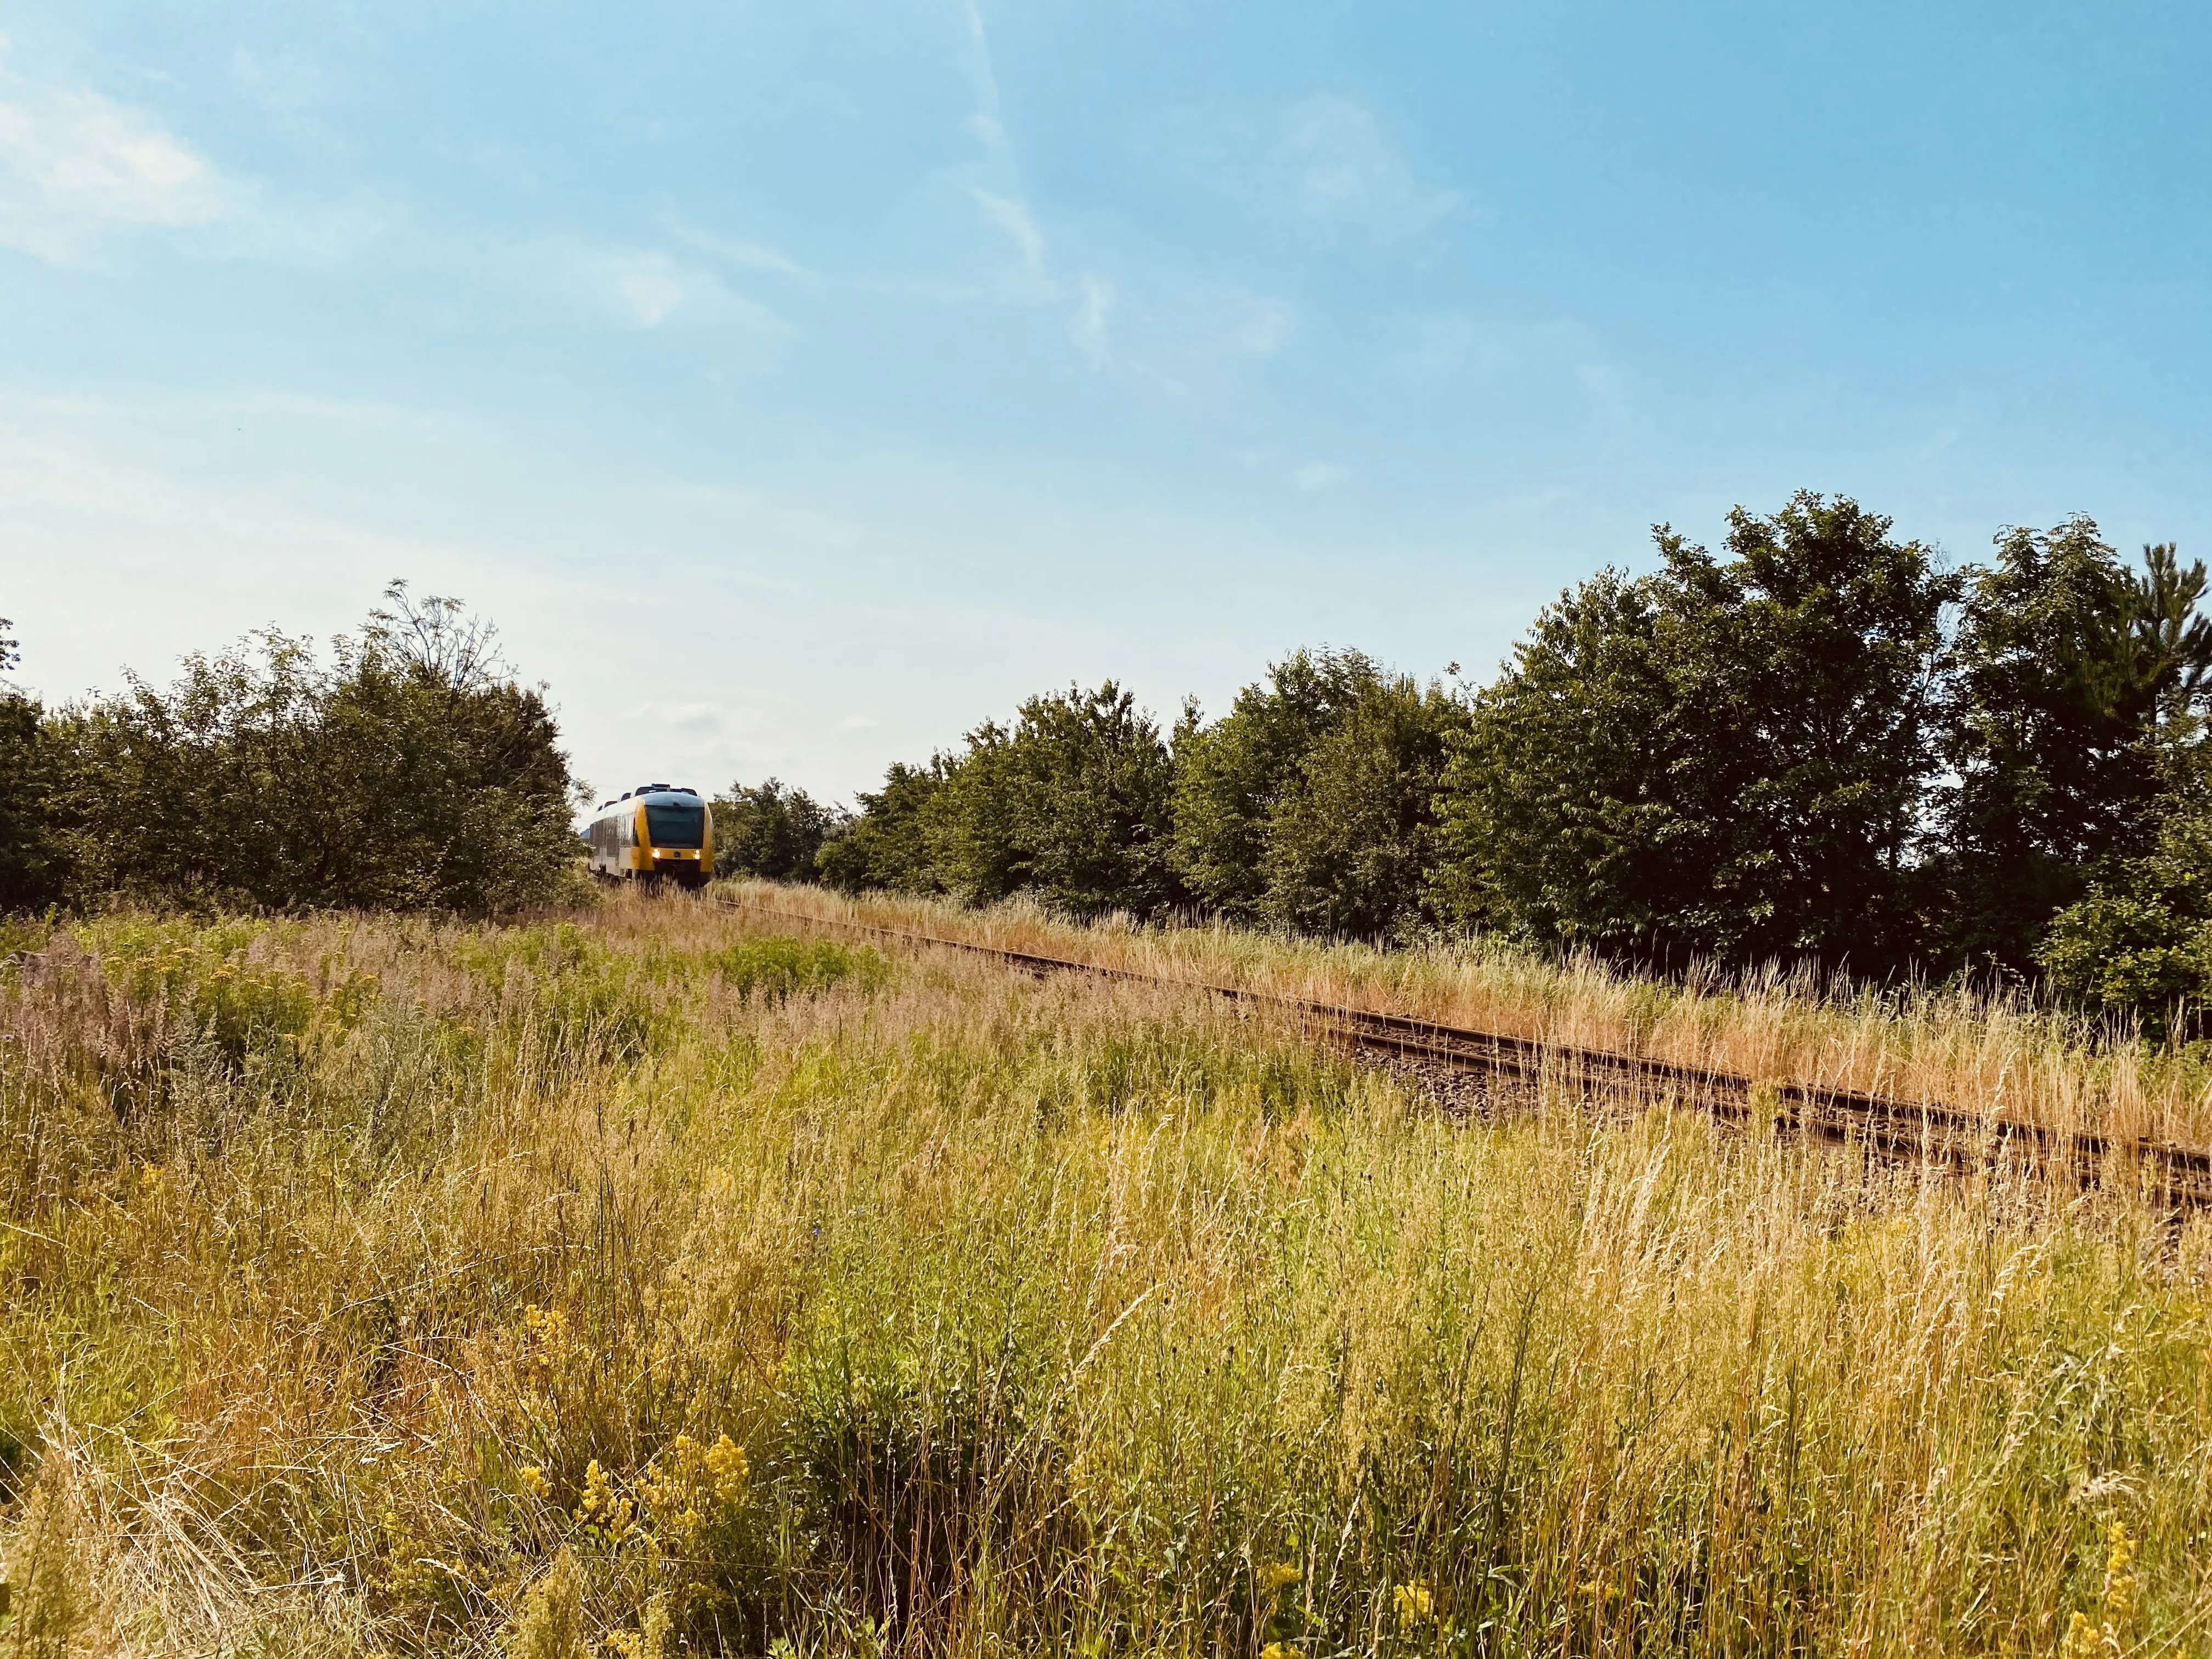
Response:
712,780,848,882
816,761,951,898
42,584,583,915
2038,736,2212,1039
826,685,1182,919
1434,493,1954,974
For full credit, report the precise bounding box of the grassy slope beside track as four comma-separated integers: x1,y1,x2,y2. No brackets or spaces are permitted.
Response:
713,879,2212,1154
0,893,2208,1655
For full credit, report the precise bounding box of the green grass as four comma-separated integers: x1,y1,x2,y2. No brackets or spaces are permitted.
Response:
0,893,2207,1656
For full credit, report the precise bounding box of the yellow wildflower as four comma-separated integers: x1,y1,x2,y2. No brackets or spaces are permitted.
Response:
518,1465,551,1500
2059,1520,2141,1659
705,1433,748,1504
573,1459,634,1542
2103,1520,2137,1627
1260,1645,1300,1659
1393,1581,1434,1627
1256,1560,1301,1594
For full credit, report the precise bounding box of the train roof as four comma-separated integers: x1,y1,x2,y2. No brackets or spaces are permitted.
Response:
592,785,706,813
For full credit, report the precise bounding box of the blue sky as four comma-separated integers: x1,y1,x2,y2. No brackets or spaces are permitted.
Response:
4,1,2209,804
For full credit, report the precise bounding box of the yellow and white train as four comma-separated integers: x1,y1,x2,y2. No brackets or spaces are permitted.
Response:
585,785,714,889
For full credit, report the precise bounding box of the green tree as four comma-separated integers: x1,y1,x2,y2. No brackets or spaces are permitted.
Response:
1169,649,1389,922
934,683,1181,918
1256,672,1469,939
1938,523,2212,974
0,614,67,912
927,718,1025,905
52,586,581,913
1435,493,1956,973
2037,731,2212,1040
712,778,848,882
815,760,952,896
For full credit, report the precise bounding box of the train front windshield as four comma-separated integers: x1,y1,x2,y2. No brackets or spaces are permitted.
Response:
644,800,706,848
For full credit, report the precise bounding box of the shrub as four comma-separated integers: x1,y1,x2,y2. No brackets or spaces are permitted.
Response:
713,781,848,883
44,584,582,915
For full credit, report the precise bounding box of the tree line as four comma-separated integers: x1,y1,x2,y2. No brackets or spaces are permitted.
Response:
716,494,2212,1030
0,586,582,915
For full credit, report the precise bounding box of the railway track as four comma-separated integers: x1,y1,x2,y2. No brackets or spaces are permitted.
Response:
712,894,2212,1208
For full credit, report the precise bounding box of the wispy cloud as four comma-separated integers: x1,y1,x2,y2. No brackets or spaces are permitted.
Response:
969,184,1045,276
663,218,815,284
1278,96,1460,237
1071,274,1114,368
0,82,232,259
1395,309,1631,421
229,46,326,120
555,242,792,335
1239,449,1352,494
1131,94,1461,244
0,51,388,267
940,3,1060,302
1233,295,1295,355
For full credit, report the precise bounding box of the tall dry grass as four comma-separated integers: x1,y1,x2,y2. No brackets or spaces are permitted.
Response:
0,890,2207,1656
716,879,2212,1150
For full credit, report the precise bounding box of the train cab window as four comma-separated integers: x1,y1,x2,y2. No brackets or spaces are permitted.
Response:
644,801,705,849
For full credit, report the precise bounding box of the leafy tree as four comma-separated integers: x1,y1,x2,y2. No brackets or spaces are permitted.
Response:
934,683,1182,918
1170,649,1389,922
2037,732,2212,1040
1938,523,2212,974
52,585,581,913
0,614,67,912
1257,672,1468,938
926,719,1025,905
1429,571,1671,951
816,760,951,896
712,778,848,881
1435,493,1956,973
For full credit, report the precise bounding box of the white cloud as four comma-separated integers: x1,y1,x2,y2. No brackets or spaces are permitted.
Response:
1279,96,1459,236
560,244,791,335
664,219,814,283
608,252,687,328
1071,274,1114,368
0,84,232,258
0,58,390,267
969,184,1045,276
1293,461,1348,492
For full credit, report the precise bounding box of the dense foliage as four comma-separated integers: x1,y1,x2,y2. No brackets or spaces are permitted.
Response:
1436,495,1955,975
18,488,2212,1028
0,587,581,915
818,684,1182,920
822,493,2212,1029
1937,527,2212,974
1170,649,1468,936
710,778,846,883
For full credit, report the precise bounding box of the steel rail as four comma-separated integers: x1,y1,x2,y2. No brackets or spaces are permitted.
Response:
710,893,2212,1207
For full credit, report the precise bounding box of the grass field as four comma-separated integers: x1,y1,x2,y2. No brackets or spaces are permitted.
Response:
3,887,2210,1656
715,880,2212,1152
